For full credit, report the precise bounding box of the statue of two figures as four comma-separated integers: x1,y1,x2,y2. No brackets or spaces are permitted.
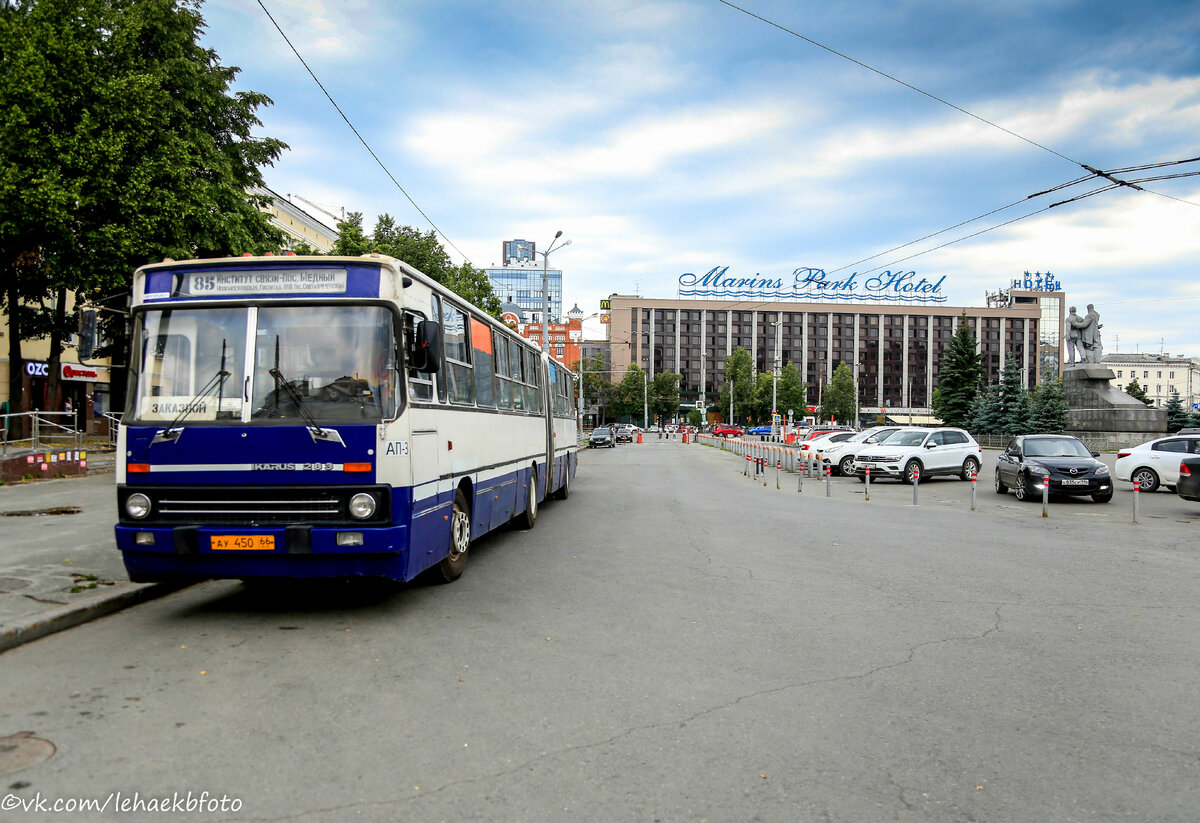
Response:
1066,304,1103,365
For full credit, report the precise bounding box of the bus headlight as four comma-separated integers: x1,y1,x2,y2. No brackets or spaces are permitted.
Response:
126,493,152,519
349,492,377,520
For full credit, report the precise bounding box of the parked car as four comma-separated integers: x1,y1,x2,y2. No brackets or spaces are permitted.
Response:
1114,433,1200,493
588,426,615,448
1176,456,1200,501
799,431,856,467
853,427,982,483
995,434,1113,503
615,424,637,443
748,425,774,436
711,424,744,437
820,426,901,476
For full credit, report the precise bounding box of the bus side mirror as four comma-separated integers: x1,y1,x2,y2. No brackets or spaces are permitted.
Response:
411,319,442,374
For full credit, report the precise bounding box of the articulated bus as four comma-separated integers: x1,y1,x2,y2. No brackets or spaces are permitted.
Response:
114,253,577,583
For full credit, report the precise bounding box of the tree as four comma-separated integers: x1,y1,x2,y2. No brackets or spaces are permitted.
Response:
717,347,755,423
1028,379,1069,433
931,313,984,427
686,408,704,428
819,362,856,424
1124,378,1153,406
1,0,286,417
649,371,681,423
327,214,502,318
997,358,1030,436
614,365,646,424
965,384,1003,435
776,361,807,424
1165,388,1189,432
752,371,774,423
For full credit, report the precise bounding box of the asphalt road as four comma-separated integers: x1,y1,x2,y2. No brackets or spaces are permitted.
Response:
3,441,1198,822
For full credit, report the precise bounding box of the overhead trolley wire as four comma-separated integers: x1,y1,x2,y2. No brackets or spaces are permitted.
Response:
254,0,473,265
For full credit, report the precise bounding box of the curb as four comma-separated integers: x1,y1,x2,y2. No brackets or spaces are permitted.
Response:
0,581,188,654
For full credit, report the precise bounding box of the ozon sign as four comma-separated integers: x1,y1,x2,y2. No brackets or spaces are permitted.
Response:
24,361,50,377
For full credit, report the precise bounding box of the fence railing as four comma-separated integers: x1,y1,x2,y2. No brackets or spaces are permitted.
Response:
103,412,124,445
1,411,83,458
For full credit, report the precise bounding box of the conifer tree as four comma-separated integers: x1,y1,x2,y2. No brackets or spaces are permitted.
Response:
1165,389,1189,432
931,314,983,427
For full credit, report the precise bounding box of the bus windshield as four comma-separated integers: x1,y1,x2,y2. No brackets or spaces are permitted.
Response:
129,304,398,424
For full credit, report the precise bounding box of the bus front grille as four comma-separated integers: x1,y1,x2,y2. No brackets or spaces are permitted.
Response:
118,485,390,525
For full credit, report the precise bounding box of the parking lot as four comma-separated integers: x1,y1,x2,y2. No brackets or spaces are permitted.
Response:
688,435,1200,526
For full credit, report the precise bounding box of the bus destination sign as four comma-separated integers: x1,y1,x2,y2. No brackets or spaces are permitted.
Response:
181,269,349,297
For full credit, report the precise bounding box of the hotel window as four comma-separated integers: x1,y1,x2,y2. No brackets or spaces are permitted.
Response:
1117,370,1122,378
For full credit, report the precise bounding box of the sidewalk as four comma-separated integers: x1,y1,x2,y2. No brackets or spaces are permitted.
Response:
0,472,179,652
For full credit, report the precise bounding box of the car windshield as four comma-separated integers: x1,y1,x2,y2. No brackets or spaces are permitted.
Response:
593,428,611,435
1024,438,1091,458
882,431,929,447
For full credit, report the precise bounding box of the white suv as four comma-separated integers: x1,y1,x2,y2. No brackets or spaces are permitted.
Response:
853,427,982,483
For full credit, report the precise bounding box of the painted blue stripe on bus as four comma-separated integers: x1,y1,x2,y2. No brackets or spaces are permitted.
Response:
125,424,376,484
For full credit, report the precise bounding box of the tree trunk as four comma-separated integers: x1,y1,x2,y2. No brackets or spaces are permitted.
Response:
46,286,68,418
5,276,24,439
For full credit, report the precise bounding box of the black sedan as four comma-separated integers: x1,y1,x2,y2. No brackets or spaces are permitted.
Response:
995,434,1113,503
1177,456,1200,502
589,427,616,448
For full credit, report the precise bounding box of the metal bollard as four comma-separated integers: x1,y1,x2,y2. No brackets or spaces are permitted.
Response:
970,469,977,511
1132,479,1140,524
776,454,781,490
825,465,832,497
911,465,920,506
864,466,870,501
762,454,768,486
1041,470,1050,518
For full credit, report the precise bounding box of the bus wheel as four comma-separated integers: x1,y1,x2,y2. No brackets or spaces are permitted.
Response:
554,462,570,500
518,466,538,529
434,490,471,583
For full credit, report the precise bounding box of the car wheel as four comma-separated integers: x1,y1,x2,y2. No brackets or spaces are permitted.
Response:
902,459,922,485
518,466,538,529
431,489,471,583
1092,490,1114,503
1013,472,1030,502
1131,467,1159,494
961,456,980,481
838,455,856,476
994,468,1008,494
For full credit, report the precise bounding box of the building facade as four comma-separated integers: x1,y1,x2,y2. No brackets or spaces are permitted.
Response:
486,260,563,324
605,295,1047,420
250,186,339,252
1103,353,1200,410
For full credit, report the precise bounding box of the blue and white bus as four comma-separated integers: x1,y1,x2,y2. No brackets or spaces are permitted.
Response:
114,253,577,583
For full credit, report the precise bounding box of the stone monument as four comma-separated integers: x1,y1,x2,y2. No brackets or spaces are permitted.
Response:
1062,304,1165,435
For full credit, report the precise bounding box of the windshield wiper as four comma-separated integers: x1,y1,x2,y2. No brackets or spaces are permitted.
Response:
268,336,345,447
153,339,230,444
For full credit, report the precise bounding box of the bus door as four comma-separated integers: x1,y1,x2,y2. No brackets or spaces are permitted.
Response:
403,310,452,572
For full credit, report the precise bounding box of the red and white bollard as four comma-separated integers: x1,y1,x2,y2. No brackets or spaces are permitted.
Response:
970,469,977,511
1132,479,1140,524
864,466,871,501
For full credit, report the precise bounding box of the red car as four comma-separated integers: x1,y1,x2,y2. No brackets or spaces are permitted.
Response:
711,424,745,437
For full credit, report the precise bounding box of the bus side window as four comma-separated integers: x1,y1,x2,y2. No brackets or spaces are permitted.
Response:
510,338,525,411
441,301,473,405
525,351,540,413
404,311,434,402
471,317,495,407
494,332,512,410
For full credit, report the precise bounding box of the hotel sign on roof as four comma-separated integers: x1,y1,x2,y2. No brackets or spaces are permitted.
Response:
678,266,947,304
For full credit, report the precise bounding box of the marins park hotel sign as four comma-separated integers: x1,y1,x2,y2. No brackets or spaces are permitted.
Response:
678,266,948,304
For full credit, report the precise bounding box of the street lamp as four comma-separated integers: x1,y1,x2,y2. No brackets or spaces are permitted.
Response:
535,231,571,353
770,319,781,437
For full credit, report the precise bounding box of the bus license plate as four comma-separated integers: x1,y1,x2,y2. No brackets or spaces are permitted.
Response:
211,535,275,551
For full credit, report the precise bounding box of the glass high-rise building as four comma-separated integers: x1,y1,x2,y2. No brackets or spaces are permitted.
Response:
486,260,562,323
502,239,535,264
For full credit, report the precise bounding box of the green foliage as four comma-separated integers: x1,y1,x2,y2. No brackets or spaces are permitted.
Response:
819,361,856,424
776,361,807,423
931,313,984,427
716,347,755,423
649,371,682,423
1165,389,1189,432
1,0,285,413
1028,379,1070,433
614,365,647,424
687,408,704,428
329,213,502,318
965,384,1003,434
997,358,1030,436
1124,378,1153,406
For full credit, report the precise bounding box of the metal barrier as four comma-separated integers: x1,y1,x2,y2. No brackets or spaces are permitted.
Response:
1,411,82,457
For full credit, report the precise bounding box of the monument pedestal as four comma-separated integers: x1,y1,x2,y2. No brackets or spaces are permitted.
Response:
1063,365,1165,434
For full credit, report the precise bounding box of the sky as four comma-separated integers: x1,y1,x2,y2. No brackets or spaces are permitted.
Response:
199,0,1200,357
